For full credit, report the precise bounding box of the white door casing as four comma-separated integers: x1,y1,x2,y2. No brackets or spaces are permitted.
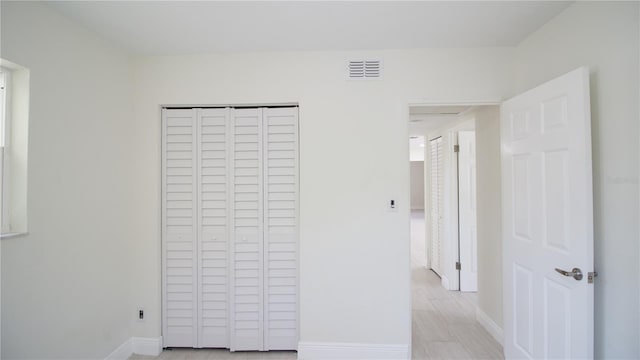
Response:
501,67,594,359
458,130,478,292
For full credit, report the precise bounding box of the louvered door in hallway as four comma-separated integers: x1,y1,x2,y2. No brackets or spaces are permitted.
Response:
161,106,298,351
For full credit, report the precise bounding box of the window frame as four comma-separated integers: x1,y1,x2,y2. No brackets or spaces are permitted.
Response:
0,60,28,239
0,67,10,233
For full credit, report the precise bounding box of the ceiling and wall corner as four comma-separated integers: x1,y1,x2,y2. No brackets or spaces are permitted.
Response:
45,1,572,55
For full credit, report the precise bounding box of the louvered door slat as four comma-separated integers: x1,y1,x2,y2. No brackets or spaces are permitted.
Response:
230,108,264,351
197,108,230,348
162,109,198,347
263,107,298,350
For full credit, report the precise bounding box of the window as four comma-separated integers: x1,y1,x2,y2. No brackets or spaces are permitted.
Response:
0,60,29,238
1,68,8,233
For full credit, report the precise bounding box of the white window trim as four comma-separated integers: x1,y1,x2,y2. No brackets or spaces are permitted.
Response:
0,60,29,239
0,67,10,234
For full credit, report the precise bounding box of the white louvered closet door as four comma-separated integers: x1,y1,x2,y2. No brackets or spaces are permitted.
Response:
230,108,265,351
197,108,230,348
263,107,299,350
429,137,443,275
162,109,198,347
163,106,298,351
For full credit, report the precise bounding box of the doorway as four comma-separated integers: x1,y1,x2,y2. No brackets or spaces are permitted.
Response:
410,105,483,292
408,104,503,358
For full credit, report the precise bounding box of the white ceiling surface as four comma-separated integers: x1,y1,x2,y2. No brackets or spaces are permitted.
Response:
409,104,472,135
409,114,455,135
46,1,572,55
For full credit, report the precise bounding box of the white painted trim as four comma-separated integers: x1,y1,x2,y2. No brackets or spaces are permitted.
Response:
104,337,162,360
298,342,409,360
440,275,450,290
132,337,163,356
407,100,502,108
475,307,504,346
0,231,28,239
104,339,132,360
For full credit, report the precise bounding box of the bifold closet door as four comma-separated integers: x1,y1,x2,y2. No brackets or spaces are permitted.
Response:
163,106,298,351
162,109,198,347
262,107,299,350
229,107,299,351
162,108,231,348
429,137,443,276
197,108,231,348
230,108,265,351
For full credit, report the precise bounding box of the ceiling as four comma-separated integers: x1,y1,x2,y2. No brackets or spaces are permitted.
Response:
46,1,572,55
409,105,475,135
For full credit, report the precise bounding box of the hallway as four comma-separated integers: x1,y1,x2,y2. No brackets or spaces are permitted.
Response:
411,210,503,359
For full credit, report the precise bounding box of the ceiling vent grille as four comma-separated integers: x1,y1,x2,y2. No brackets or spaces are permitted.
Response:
347,60,382,80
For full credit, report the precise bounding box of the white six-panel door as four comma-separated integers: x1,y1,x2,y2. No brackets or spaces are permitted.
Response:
501,67,594,359
162,107,298,351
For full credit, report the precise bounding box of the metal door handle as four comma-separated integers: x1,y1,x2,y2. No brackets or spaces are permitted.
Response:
555,267,583,281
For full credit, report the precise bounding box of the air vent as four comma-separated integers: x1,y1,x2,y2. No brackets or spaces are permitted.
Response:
347,60,382,80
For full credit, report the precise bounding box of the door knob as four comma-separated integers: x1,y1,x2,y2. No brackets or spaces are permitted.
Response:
555,267,583,281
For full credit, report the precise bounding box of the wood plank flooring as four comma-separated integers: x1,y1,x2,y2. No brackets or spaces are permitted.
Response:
410,210,503,360
130,210,503,360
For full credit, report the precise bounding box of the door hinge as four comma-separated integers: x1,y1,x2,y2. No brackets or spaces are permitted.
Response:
453,145,460,153
456,261,461,270
588,271,598,284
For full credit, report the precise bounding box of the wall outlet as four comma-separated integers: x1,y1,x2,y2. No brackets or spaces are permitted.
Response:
137,307,145,322
388,199,398,212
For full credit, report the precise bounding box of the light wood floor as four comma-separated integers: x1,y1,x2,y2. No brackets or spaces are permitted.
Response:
410,210,503,359
131,211,503,360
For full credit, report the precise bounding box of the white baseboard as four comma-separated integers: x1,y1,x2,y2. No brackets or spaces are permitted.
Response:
298,341,409,360
132,337,163,356
475,307,503,346
440,275,450,290
105,339,132,360
105,337,162,360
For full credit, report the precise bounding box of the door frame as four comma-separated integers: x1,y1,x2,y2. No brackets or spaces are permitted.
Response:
457,129,478,292
407,100,500,357
409,101,498,292
425,118,474,291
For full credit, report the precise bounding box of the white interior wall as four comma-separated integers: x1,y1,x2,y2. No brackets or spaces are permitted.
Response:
513,2,639,358
410,161,425,210
129,49,513,347
473,106,502,328
0,2,136,358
